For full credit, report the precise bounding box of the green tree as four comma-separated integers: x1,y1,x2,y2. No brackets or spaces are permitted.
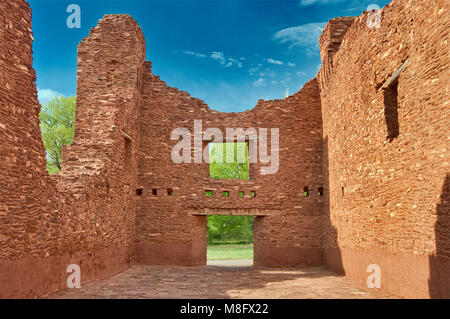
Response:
209,142,249,180
207,215,254,244
39,96,76,174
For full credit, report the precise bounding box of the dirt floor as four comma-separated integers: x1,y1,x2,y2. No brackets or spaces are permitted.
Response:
48,263,398,299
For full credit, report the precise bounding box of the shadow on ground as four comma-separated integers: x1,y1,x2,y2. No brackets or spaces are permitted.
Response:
48,263,396,299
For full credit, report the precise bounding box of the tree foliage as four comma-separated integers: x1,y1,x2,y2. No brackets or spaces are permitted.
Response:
209,142,249,180
207,215,254,244
39,96,76,174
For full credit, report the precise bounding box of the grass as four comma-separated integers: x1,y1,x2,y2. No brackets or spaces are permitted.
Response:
207,244,253,260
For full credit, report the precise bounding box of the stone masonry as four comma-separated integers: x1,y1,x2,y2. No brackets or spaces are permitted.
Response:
0,0,448,298
136,65,324,267
318,0,449,298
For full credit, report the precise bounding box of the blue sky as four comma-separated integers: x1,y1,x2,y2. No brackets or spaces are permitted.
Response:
29,0,391,112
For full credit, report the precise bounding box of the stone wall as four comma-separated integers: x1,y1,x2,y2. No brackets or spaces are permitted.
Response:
318,0,449,298
0,2,145,298
1,0,448,299
135,63,325,266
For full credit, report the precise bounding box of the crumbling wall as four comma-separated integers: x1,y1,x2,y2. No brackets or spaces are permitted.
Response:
2,0,447,300
0,3,145,298
0,0,62,298
318,0,449,298
135,63,325,266
56,13,146,262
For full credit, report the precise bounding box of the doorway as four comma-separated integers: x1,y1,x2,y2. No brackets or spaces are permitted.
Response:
206,215,254,267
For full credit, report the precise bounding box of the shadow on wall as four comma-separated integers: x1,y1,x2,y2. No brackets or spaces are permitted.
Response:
322,136,344,274
429,174,450,298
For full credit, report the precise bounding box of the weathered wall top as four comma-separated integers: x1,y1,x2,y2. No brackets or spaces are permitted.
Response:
0,0,448,299
319,16,356,63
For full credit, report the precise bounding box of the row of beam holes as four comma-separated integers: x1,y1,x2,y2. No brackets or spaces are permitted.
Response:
136,188,174,196
303,186,325,197
138,187,322,198
205,190,256,198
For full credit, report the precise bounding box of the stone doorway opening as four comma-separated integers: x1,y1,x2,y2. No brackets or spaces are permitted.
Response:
206,215,254,267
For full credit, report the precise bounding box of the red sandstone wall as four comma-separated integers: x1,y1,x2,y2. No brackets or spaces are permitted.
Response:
0,0,64,298
2,0,447,300
57,14,146,260
0,3,145,298
318,0,449,298
135,63,325,267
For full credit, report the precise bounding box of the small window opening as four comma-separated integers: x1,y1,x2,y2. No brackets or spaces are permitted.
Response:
136,188,143,196
205,190,213,197
318,187,324,196
303,186,309,197
152,189,158,196
238,191,244,198
383,80,399,141
167,189,174,196
250,191,256,198
341,187,345,197
223,191,230,197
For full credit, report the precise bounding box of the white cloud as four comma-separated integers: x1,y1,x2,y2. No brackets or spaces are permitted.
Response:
37,88,64,105
298,0,345,7
228,57,243,68
259,69,277,78
210,52,226,64
267,58,284,65
253,78,266,87
181,50,207,58
287,62,296,67
272,22,326,56
178,50,243,68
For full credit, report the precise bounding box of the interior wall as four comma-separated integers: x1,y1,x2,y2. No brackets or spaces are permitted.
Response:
0,4,146,298
318,0,449,298
136,63,325,267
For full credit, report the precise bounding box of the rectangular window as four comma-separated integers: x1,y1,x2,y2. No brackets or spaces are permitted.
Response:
384,81,399,141
209,142,249,180
382,60,407,142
